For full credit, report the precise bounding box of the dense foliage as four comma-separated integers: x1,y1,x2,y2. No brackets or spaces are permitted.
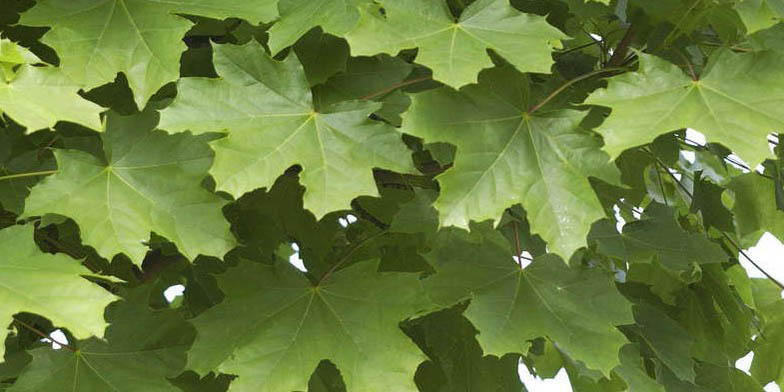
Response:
1,0,783,391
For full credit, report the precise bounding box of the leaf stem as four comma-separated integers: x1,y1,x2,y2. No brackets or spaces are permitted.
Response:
527,67,627,114
360,75,432,101
13,317,76,352
512,221,523,268
0,170,57,182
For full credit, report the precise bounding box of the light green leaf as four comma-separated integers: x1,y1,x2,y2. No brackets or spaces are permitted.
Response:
401,66,619,258
268,0,364,55
0,65,102,132
10,284,195,392
160,41,415,218
588,203,727,273
0,224,115,359
19,0,278,108
346,0,567,87
735,0,784,33
188,259,429,392
0,39,40,65
424,222,633,375
23,110,235,264
586,51,784,168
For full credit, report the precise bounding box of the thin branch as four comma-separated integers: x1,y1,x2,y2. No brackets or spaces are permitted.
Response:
13,317,76,352
512,221,523,268
0,170,57,182
528,67,627,114
728,234,784,290
650,153,784,289
555,40,603,56
360,75,432,101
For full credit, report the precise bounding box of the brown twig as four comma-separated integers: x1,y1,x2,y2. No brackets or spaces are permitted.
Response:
607,26,635,67
13,317,76,352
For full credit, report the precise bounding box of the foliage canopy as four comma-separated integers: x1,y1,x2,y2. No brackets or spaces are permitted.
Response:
0,0,783,391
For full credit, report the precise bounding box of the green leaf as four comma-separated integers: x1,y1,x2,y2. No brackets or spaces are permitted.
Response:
735,0,784,33
585,51,784,168
267,0,364,55
695,362,764,392
187,259,429,392
613,344,665,392
401,66,619,257
0,224,115,359
345,0,567,87
424,222,634,375
0,38,40,65
632,304,696,381
588,203,727,273
293,28,350,86
403,305,525,392
19,0,278,108
727,173,784,246
160,41,415,217
10,284,195,391
23,110,235,263
751,316,784,386
0,65,102,132
0,125,55,214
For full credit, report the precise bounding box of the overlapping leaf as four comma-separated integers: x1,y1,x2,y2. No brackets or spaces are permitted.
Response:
588,203,727,273
346,0,567,87
23,110,235,263
19,0,278,107
160,41,415,217
0,39,102,132
727,173,784,245
268,0,365,55
0,225,115,359
188,259,429,392
585,50,784,168
424,222,634,375
10,284,194,391
735,0,784,33
402,66,619,257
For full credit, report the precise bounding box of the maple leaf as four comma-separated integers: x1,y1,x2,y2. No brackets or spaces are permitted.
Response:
10,284,195,391
19,0,278,108
23,109,235,264
159,41,415,218
585,50,784,169
423,222,634,375
187,259,430,392
346,0,567,87
735,0,784,33
0,225,116,359
401,66,619,258
0,65,103,132
588,203,727,273
268,0,365,55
